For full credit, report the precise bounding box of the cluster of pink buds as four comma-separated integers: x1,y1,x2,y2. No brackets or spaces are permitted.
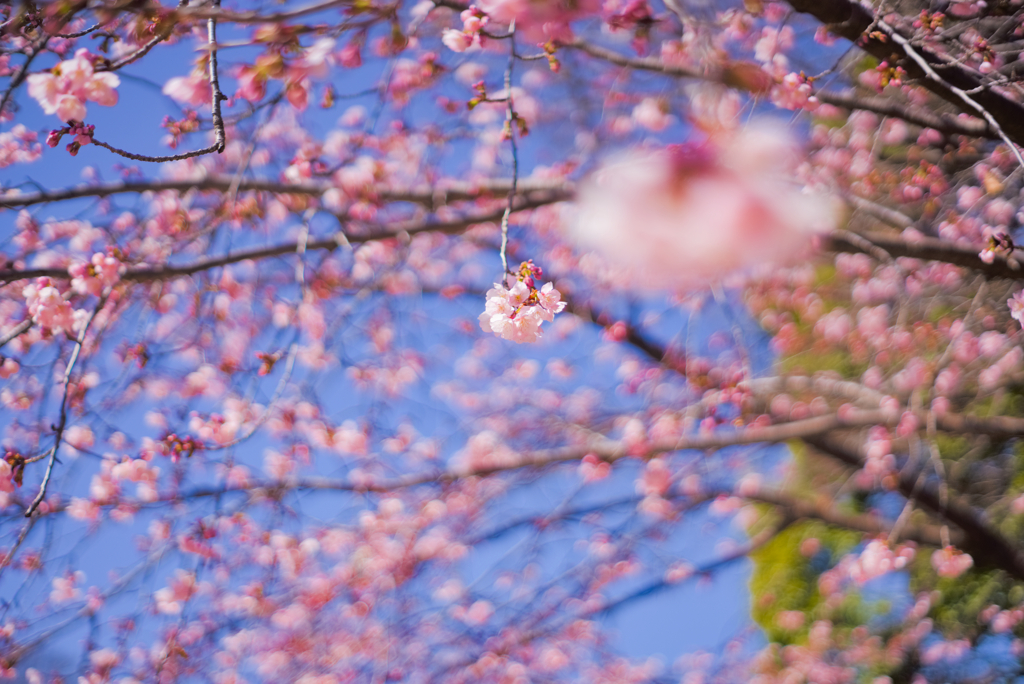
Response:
607,0,654,54
772,71,818,111
980,232,1014,264
163,433,200,463
46,120,94,156
441,6,488,53
874,61,907,90
479,260,565,343
161,110,200,150
256,351,283,376
914,10,945,31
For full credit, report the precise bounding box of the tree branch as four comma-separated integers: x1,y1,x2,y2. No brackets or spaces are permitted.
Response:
824,230,1024,280
807,433,1024,581
787,0,1024,148
89,0,227,162
0,176,571,209
0,193,569,285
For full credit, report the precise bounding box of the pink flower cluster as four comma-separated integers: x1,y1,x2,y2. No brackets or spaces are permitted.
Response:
69,253,122,296
980,231,1014,264
476,0,600,41
46,120,94,156
442,7,488,53
479,261,565,343
0,125,42,168
819,539,916,594
848,540,915,584
23,277,78,333
27,48,119,122
1010,290,1024,326
931,546,973,578
233,38,335,110
772,72,818,111
163,73,212,107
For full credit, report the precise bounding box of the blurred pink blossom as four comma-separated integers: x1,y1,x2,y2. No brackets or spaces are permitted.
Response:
27,49,119,121
162,73,211,106
574,123,841,289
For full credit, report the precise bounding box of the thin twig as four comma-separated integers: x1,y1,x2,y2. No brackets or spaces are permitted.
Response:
177,0,349,23
207,212,310,451
0,517,36,578
25,292,109,517
226,96,283,211
498,21,518,274
0,37,48,121
88,0,226,163
876,16,1024,170
0,319,32,351
55,22,104,39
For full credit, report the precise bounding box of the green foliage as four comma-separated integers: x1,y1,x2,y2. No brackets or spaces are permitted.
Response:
749,520,860,644
779,348,868,378
909,557,1009,639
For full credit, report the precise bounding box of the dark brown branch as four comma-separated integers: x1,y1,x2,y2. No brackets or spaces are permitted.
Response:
787,0,1024,148
745,485,953,547
568,39,995,140
567,38,703,79
807,433,1024,581
815,90,994,140
25,407,1024,517
824,230,1024,280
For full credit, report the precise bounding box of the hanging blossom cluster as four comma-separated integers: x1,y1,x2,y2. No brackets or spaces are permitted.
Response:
479,260,565,343
26,48,119,122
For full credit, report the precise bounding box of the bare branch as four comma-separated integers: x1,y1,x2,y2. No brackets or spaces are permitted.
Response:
0,176,571,209
787,0,1024,148
0,195,570,284
0,319,32,352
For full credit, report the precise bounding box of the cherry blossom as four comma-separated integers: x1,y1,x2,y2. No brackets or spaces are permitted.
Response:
26,48,119,121
931,546,974,579
5,3,1024,683
574,122,842,288
69,252,122,296
23,277,77,332
479,261,565,343
0,125,42,168
163,73,212,106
